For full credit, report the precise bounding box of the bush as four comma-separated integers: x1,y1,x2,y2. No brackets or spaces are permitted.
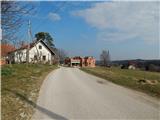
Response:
2,67,14,76
148,64,160,72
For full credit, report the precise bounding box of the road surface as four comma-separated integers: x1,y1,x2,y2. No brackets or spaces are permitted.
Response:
33,67,159,120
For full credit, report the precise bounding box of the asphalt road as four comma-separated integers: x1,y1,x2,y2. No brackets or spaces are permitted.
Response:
32,67,159,120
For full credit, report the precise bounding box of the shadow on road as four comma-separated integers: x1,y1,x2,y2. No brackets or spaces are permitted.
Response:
4,88,68,120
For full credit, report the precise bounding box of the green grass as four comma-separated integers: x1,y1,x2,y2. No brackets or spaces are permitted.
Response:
80,66,160,98
1,64,58,120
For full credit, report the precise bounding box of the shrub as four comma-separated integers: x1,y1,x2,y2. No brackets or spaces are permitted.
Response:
2,67,14,76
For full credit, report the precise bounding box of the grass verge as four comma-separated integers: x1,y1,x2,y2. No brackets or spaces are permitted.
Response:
1,64,58,120
80,66,160,98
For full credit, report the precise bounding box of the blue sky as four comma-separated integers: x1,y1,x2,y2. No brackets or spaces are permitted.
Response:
18,1,159,60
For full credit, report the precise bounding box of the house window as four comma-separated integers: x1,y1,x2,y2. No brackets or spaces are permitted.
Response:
39,45,42,49
34,55,38,60
43,55,46,61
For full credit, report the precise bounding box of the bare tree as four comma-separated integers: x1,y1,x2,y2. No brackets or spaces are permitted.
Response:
100,50,110,66
1,1,35,44
16,50,23,63
14,40,27,63
56,49,68,64
32,51,42,63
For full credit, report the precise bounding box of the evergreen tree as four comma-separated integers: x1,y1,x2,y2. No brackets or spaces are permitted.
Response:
35,32,55,48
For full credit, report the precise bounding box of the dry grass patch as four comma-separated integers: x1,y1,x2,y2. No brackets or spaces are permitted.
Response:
80,66,160,98
1,64,58,120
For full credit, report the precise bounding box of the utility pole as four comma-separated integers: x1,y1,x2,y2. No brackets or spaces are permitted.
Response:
27,20,32,63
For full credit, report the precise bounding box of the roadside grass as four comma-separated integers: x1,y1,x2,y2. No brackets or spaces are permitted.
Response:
80,66,160,98
1,64,58,120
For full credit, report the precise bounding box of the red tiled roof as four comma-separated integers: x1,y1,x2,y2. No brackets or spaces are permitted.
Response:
16,42,35,50
1,44,16,57
1,40,55,56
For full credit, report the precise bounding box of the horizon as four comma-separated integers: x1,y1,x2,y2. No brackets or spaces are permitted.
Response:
14,1,159,61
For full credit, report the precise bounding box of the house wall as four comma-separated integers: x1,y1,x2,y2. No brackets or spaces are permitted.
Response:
70,58,81,66
29,42,52,63
84,57,95,67
65,56,96,67
12,42,53,64
14,49,27,63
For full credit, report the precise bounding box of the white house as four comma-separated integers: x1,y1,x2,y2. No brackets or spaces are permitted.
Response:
9,39,56,64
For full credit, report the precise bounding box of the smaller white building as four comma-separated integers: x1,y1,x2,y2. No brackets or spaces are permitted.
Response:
128,65,136,70
9,39,56,64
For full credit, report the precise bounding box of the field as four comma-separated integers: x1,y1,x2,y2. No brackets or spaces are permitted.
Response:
1,64,58,120
80,66,160,98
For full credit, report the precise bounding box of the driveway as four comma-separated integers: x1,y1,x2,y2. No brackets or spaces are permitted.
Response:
32,67,159,120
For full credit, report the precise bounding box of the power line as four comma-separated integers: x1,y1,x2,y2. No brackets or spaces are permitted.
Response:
19,1,89,43
12,1,90,46
17,2,57,43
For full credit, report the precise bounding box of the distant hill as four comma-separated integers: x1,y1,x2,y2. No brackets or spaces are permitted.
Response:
112,59,160,66
96,59,160,72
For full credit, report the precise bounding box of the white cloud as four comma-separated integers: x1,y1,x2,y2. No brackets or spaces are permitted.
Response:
72,2,159,43
48,12,61,21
